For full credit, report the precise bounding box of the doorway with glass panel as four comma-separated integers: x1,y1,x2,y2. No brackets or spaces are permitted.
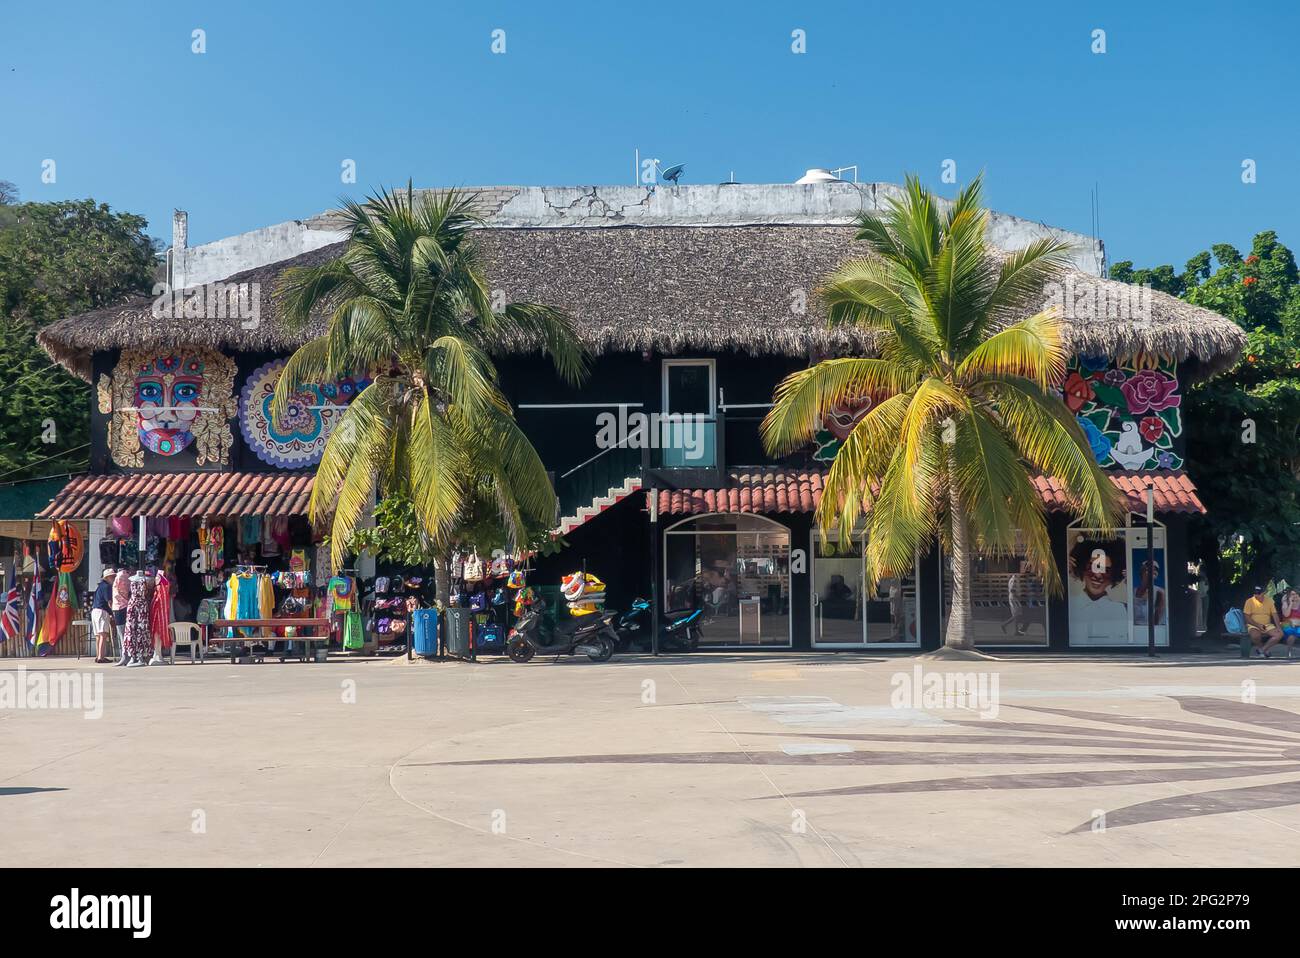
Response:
810,533,921,649
660,359,716,467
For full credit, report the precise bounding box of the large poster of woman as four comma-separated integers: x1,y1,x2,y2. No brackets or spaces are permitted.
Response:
1067,534,1130,645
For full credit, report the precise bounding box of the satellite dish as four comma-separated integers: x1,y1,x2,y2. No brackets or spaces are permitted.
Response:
660,163,685,185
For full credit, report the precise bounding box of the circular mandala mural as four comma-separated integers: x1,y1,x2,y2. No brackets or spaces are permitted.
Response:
238,359,370,468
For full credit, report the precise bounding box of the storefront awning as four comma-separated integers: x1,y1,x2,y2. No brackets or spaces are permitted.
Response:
35,471,314,520
657,469,1205,516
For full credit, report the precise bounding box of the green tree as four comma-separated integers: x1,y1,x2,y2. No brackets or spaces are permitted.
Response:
762,176,1123,653
1113,231,1300,623
0,199,158,480
274,186,587,601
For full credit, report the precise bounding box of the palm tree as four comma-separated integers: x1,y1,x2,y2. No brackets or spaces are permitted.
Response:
273,185,588,600
762,175,1123,654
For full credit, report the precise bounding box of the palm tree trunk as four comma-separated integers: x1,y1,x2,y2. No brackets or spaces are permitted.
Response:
434,555,452,609
946,486,975,650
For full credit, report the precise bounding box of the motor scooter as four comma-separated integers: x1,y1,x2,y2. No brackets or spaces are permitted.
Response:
613,598,703,652
506,598,619,663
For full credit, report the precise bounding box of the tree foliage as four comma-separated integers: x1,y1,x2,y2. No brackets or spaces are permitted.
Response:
274,186,587,580
0,199,158,479
1112,231,1300,607
762,175,1122,649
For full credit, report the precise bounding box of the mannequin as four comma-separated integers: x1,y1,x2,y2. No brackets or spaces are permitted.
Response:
148,567,174,665
123,569,153,667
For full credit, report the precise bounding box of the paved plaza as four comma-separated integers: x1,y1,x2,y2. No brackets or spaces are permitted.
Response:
3,652,1298,867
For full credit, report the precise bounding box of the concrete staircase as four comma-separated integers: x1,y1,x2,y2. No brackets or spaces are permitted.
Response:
555,476,643,537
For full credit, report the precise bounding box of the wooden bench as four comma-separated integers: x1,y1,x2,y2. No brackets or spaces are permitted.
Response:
206,618,332,663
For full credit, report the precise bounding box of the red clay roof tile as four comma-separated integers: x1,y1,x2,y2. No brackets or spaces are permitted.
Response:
659,469,1204,516
36,472,314,520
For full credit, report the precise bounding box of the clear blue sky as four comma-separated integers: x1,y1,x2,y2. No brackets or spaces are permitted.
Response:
3,0,1296,269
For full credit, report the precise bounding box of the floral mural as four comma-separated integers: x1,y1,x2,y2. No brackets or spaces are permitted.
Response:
97,348,239,468
1062,355,1183,471
810,356,1184,472
238,359,371,468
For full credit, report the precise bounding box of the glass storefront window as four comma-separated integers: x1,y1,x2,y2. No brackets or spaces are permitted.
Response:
664,514,791,646
941,534,1049,647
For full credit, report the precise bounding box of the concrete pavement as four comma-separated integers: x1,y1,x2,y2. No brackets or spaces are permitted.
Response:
2,652,1298,866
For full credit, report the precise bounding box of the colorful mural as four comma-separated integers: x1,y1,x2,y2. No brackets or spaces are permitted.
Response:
1062,354,1183,471
238,359,371,469
97,348,238,468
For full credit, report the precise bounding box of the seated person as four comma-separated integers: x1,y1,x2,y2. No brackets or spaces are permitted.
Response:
1244,585,1284,657
820,574,855,618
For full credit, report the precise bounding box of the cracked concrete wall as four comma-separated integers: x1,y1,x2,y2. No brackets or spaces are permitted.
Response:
172,183,1104,288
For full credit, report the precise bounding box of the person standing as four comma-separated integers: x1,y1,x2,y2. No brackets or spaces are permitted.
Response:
91,568,115,663
1243,585,1284,658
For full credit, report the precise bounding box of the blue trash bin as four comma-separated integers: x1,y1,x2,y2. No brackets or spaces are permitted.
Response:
412,609,440,657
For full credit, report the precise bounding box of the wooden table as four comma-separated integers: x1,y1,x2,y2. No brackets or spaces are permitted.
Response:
206,618,332,663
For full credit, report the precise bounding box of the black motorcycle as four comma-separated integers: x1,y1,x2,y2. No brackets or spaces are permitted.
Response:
506,599,619,663
613,598,704,652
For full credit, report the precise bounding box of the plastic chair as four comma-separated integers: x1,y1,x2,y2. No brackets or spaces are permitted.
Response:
168,622,204,663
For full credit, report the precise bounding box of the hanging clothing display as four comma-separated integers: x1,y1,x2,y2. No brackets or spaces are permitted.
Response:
239,516,262,548
224,570,274,637
326,575,356,614
342,610,365,650
200,522,225,591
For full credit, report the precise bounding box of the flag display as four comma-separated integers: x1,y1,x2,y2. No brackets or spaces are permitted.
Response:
26,567,41,648
36,571,77,655
1,562,20,643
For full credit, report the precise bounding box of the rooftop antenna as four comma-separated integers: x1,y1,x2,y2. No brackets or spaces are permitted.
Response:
1091,182,1104,277
658,162,685,185
830,165,858,183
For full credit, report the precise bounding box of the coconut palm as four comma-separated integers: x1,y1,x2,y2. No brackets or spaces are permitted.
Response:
761,175,1123,653
273,185,587,598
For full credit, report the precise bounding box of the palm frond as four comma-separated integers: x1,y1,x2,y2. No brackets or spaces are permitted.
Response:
955,308,1067,390
761,358,919,456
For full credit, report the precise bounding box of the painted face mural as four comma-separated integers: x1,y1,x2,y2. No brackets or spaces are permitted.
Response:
98,348,238,468
238,359,371,468
134,354,204,455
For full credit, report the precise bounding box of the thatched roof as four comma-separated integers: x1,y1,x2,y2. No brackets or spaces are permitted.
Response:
39,224,1245,381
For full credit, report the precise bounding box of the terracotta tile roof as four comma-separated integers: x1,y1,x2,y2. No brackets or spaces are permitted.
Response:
1033,470,1205,515
35,472,314,520
658,469,1205,516
657,469,825,515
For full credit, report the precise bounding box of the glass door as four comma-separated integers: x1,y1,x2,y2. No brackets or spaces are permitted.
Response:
811,536,866,648
811,532,920,648
661,360,716,467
